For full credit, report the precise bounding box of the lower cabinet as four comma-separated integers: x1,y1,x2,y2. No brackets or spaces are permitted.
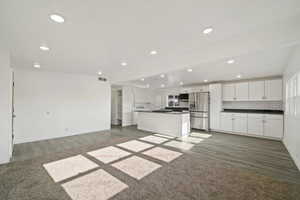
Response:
247,114,264,136
220,112,284,139
233,115,247,133
263,115,284,138
220,113,247,133
220,113,233,132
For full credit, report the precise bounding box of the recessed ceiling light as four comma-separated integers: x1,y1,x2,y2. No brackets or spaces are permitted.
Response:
98,71,102,75
187,68,193,72
204,80,208,82
237,74,242,78
180,81,184,85
146,84,150,88
160,74,165,78
121,62,127,66
203,27,213,35
227,59,235,64
150,50,157,55
161,84,165,88
50,14,65,23
33,63,41,68
40,46,50,51
141,78,145,81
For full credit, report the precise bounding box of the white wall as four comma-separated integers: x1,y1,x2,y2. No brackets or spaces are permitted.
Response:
14,70,111,144
0,47,12,164
283,45,300,170
121,86,163,127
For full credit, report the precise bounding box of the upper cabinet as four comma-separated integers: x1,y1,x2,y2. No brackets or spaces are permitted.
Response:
223,78,282,101
235,82,249,101
249,79,282,101
249,81,265,101
265,79,283,101
222,82,249,101
223,84,235,101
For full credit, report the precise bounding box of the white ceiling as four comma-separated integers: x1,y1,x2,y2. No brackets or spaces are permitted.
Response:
1,0,300,84
124,46,294,89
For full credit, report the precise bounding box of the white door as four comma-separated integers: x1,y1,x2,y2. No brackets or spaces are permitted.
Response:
233,116,247,133
223,84,235,101
247,115,264,135
265,79,283,101
235,82,249,101
220,113,233,132
249,81,265,101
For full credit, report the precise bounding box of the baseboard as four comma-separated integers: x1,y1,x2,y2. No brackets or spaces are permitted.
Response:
283,139,300,171
14,128,111,144
0,158,10,165
212,129,282,141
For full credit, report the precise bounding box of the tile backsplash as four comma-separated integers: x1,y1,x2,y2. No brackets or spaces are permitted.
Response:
222,101,283,110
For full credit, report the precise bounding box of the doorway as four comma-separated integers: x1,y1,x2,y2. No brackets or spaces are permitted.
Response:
111,87,122,126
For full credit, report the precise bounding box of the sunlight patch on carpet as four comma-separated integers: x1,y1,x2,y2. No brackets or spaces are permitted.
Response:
112,156,161,180
142,147,182,163
87,146,131,164
117,140,154,152
62,169,128,200
43,155,98,182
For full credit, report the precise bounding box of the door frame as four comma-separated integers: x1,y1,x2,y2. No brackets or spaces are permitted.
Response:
11,71,15,158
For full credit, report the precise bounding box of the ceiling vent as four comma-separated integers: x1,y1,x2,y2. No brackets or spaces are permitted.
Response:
98,77,107,82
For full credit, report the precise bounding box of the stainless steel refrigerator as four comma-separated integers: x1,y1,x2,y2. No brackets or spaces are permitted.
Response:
189,92,210,131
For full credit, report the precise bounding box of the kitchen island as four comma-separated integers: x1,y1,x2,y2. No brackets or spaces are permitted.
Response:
137,111,190,137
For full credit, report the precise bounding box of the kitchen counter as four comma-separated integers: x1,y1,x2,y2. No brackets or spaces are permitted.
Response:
135,110,190,115
137,111,190,137
222,109,284,115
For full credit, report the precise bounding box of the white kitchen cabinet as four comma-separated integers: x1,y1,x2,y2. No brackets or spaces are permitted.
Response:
235,82,249,101
265,79,282,101
209,84,222,130
132,112,138,125
247,114,264,136
233,114,247,133
220,112,284,140
249,81,265,101
222,78,282,101
223,84,235,101
263,115,284,138
220,113,233,132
